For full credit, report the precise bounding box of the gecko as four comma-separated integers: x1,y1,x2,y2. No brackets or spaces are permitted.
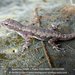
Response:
1,18,75,52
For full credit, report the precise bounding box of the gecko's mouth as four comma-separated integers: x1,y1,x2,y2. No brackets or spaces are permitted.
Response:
1,19,15,28
0,18,13,27
0,22,15,33
0,20,9,27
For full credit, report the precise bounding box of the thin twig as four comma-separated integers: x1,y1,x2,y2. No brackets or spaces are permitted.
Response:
41,42,52,68
34,59,46,68
33,7,42,26
65,44,75,51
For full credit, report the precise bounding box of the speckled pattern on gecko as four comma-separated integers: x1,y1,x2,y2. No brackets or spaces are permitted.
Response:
1,18,75,52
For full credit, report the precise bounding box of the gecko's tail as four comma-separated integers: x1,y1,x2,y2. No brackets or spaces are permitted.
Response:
58,33,75,41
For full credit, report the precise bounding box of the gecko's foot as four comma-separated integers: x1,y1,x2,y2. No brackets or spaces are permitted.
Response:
51,43,66,52
22,42,31,52
52,45,60,51
23,45,28,49
22,45,28,52
59,48,66,52
48,38,65,52
53,46,65,52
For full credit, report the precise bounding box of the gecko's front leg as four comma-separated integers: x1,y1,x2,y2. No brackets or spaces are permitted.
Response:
21,34,31,52
48,38,65,51
23,37,31,49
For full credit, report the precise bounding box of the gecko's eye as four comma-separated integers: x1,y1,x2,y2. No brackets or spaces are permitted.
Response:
5,24,8,25
4,23,8,25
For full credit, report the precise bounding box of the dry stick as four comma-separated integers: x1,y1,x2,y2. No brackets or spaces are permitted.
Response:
65,44,75,51
34,7,42,26
34,59,46,68
41,42,52,68
33,7,51,27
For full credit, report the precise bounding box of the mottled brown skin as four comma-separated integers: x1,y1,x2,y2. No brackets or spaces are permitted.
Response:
1,19,75,51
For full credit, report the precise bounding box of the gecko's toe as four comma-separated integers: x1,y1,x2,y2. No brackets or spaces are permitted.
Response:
60,48,66,52
53,44,60,49
53,46,60,51
53,46,66,52
58,47,66,52
23,45,28,49
22,47,28,52
22,41,31,52
22,45,29,52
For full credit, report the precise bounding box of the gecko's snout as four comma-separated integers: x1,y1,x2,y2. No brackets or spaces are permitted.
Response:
1,21,8,26
0,18,12,27
0,22,8,28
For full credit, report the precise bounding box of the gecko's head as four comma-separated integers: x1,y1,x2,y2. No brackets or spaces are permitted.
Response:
1,19,16,29
1,18,22,30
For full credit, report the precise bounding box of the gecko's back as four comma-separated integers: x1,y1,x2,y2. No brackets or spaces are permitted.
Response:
1,18,57,38
1,18,75,51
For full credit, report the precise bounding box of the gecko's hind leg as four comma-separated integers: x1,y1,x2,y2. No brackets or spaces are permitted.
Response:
48,38,60,51
48,38,65,51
